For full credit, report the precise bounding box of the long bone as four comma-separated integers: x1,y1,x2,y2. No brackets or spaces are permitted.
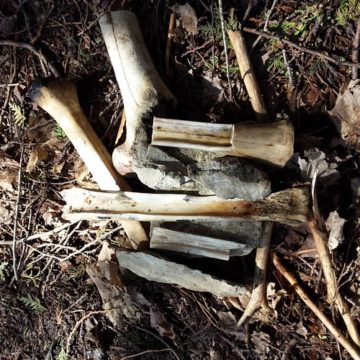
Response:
28,78,148,248
61,187,310,227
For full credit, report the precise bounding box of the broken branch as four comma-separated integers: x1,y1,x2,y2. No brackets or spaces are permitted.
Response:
273,254,360,360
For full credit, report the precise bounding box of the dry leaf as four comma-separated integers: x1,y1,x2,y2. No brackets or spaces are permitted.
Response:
217,311,237,329
325,211,345,250
150,307,175,339
26,148,48,173
329,80,360,151
0,202,12,224
27,116,54,142
0,168,18,192
171,3,198,35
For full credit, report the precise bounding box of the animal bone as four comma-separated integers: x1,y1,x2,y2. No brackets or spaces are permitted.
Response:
152,117,294,167
61,186,310,227
28,78,148,247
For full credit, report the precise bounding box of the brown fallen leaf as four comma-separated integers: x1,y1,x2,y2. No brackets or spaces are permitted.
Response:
171,3,198,35
329,80,360,151
0,202,13,224
26,148,48,173
150,307,175,339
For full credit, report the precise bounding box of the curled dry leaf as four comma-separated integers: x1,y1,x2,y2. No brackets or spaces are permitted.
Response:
150,307,175,339
329,80,360,151
26,148,48,173
325,211,345,251
171,3,198,35
0,151,19,192
0,202,12,224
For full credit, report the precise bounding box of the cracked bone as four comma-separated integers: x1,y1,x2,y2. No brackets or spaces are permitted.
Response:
152,117,294,167
27,78,148,247
61,186,310,227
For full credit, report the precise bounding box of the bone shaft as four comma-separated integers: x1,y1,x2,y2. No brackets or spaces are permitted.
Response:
61,187,310,226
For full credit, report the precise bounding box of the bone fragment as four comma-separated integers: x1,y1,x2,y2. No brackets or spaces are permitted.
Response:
28,78,148,247
117,250,247,298
61,186,310,227
152,117,294,167
150,227,254,260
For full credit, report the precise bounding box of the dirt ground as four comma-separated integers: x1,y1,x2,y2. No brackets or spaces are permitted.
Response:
0,0,360,359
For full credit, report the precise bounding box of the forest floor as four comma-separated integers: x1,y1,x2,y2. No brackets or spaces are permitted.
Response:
0,0,360,359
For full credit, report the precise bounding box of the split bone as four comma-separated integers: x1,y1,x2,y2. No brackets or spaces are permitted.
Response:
152,117,294,167
61,186,310,227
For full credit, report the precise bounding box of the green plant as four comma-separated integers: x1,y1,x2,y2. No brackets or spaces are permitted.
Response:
19,294,46,313
9,103,26,126
53,124,66,139
336,0,360,26
0,261,8,281
266,51,286,74
56,344,67,360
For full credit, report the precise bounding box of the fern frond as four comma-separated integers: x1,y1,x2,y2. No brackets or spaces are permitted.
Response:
56,345,67,360
9,103,26,126
53,124,66,139
20,294,46,313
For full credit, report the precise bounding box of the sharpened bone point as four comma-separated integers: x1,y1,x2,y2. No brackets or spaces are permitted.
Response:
61,186,311,227
152,117,294,167
117,251,247,298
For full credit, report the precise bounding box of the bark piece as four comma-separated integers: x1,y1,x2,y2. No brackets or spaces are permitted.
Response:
117,250,247,298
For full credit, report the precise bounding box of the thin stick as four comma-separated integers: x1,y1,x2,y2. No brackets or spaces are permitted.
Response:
218,0,233,100
0,40,60,77
12,131,25,281
228,29,268,121
273,254,360,360
308,220,360,346
352,20,360,79
66,310,106,355
242,27,360,69
165,13,176,77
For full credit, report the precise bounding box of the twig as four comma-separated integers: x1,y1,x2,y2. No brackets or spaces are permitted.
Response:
251,0,278,50
242,27,360,69
12,131,25,281
228,29,268,121
281,339,297,360
165,13,176,77
308,220,360,346
128,323,181,360
352,20,360,79
66,310,106,355
120,349,173,360
0,40,60,77
0,221,79,246
282,49,293,86
273,254,360,360
218,0,233,100
237,223,273,326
